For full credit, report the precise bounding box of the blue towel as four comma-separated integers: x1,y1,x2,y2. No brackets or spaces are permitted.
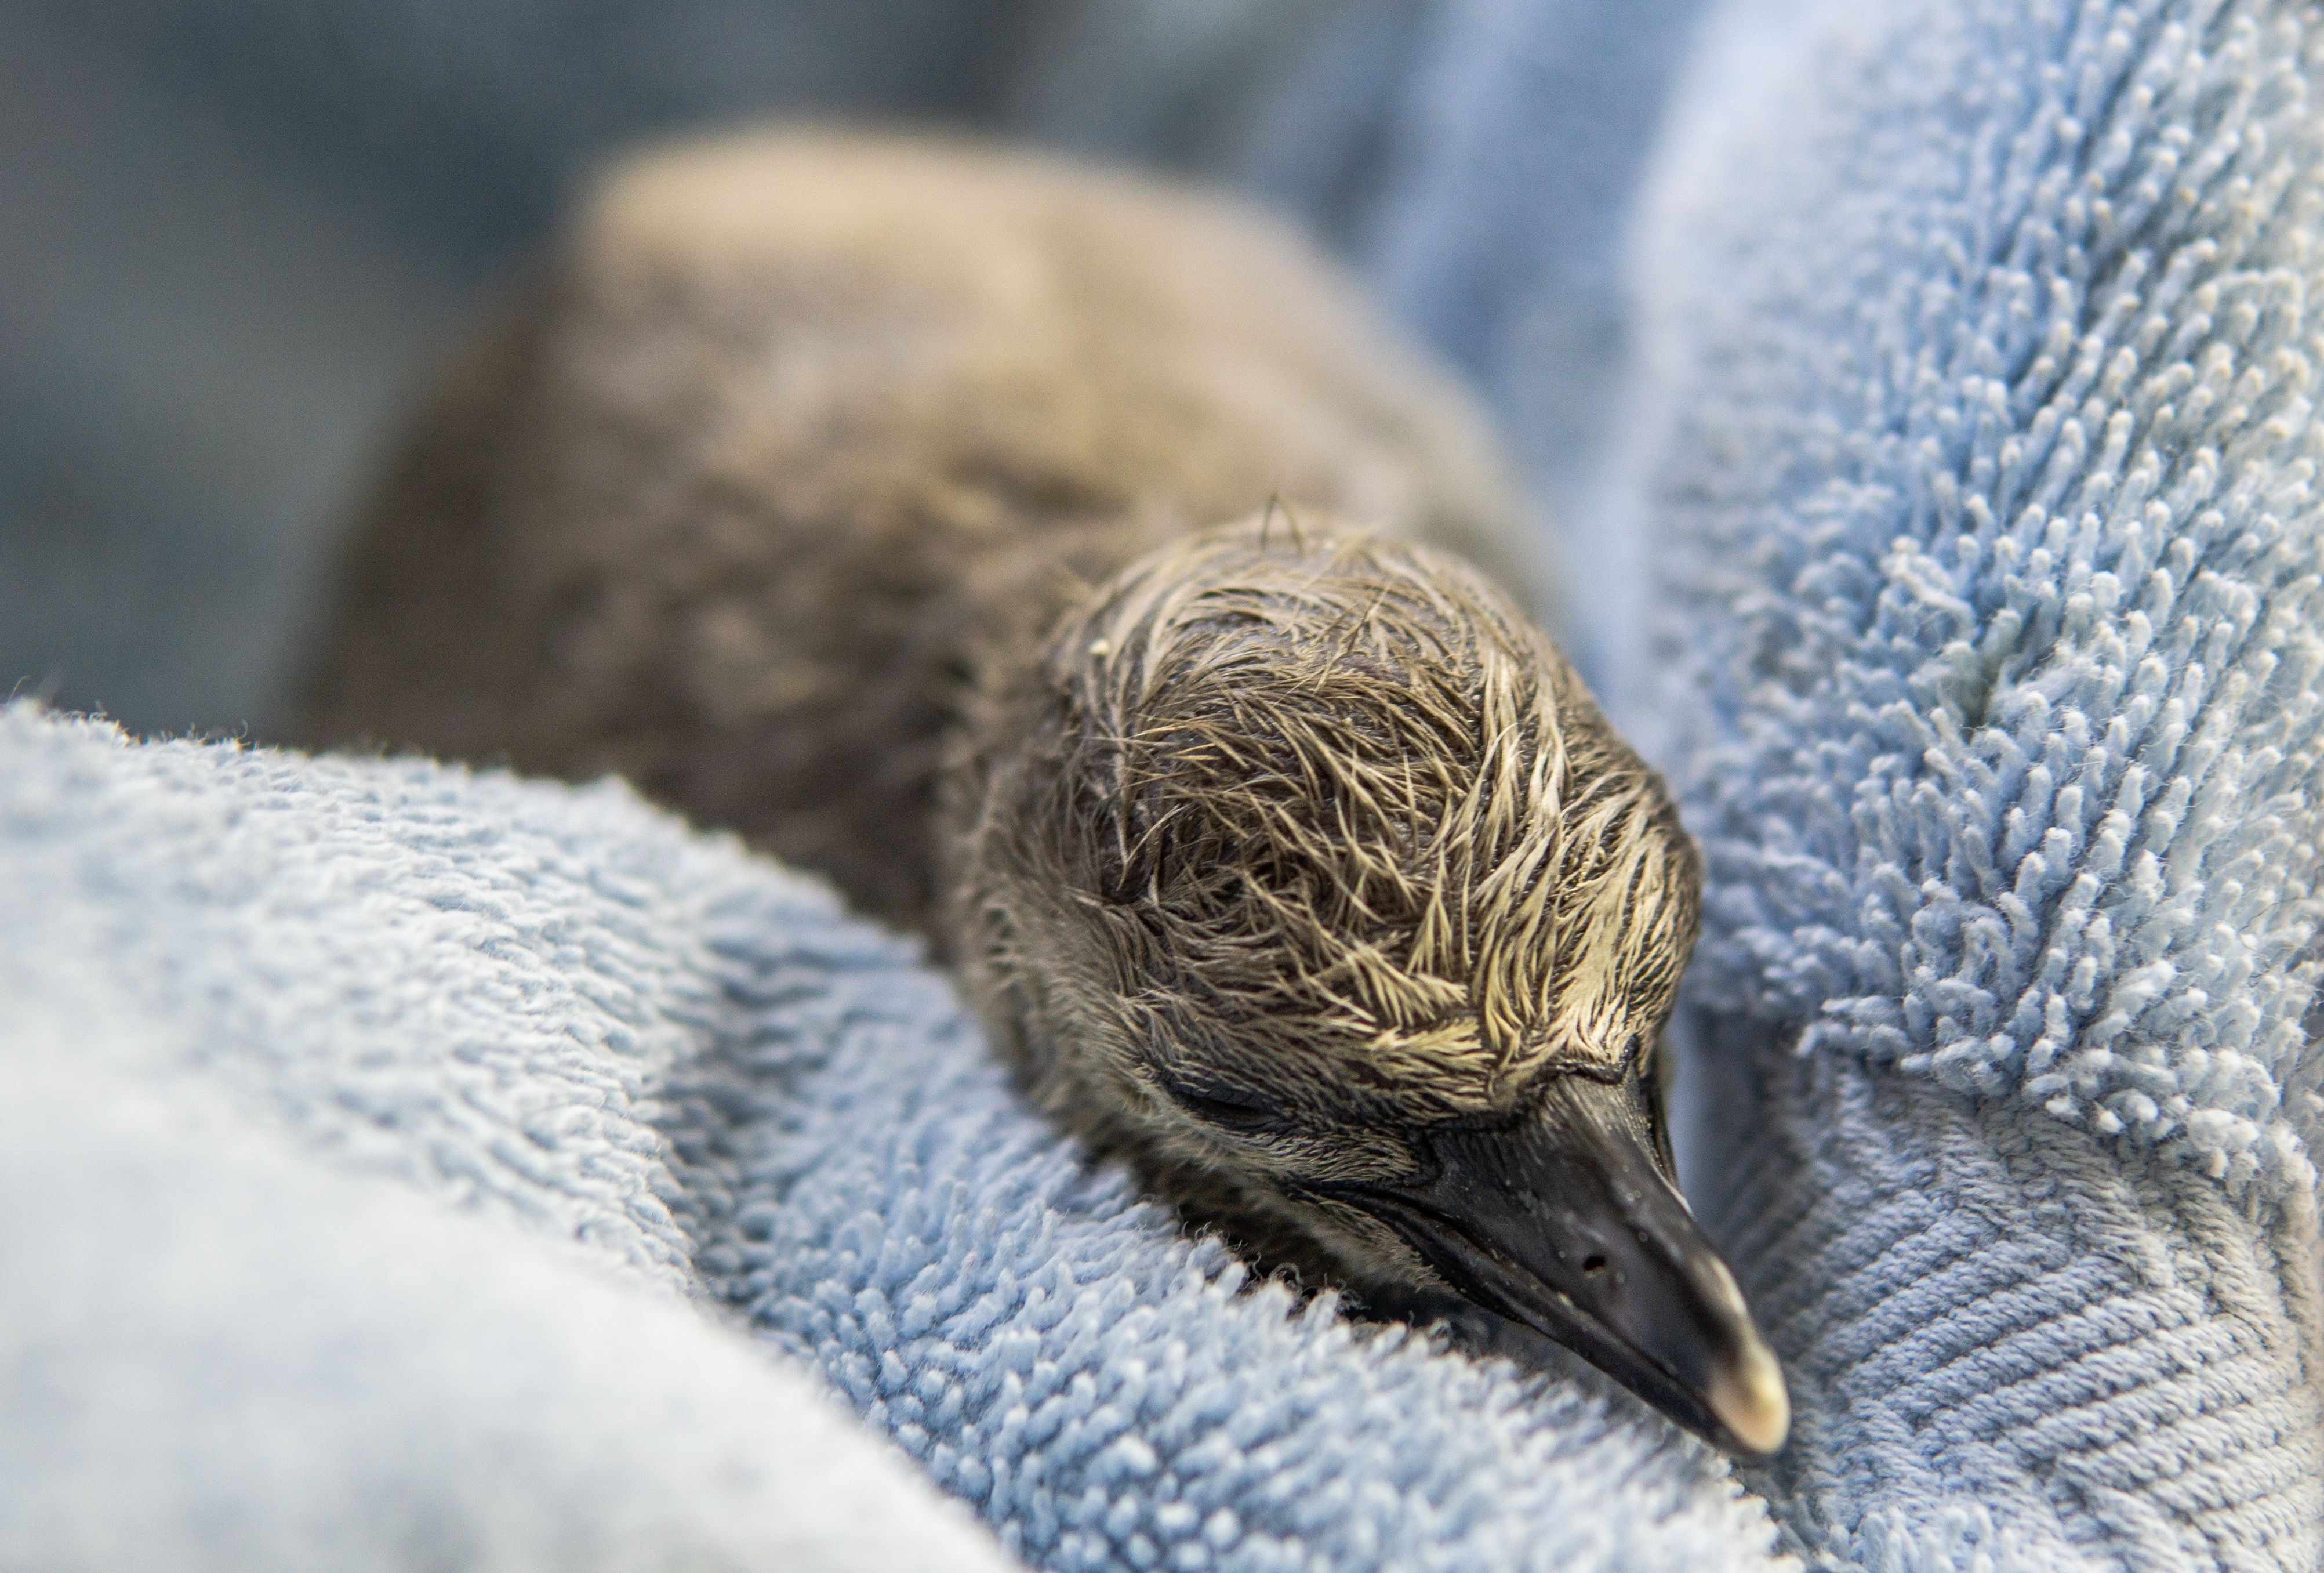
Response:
0,705,1781,1572
1612,0,2324,1565
6,1,2321,1570
0,712,1022,1573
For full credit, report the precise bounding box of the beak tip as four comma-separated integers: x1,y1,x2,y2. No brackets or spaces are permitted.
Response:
1706,1338,1791,1457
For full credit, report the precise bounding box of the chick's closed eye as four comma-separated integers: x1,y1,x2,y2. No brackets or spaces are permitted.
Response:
1161,1077,1294,1135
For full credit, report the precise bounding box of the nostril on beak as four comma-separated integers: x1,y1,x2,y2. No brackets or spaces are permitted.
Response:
1581,1254,1608,1276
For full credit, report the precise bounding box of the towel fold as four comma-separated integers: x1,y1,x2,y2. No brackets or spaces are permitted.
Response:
5,2,2321,1569
0,705,1781,1573
1619,1,2324,1566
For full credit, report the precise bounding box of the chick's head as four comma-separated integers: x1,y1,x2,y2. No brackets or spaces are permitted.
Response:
949,516,1788,1457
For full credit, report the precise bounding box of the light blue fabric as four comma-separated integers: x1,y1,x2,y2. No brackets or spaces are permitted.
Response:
1610,0,2324,1567
0,705,1781,1573
0,709,1021,1573
7,2,2323,1570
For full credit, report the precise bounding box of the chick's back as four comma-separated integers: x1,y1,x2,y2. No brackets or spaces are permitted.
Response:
296,129,1533,928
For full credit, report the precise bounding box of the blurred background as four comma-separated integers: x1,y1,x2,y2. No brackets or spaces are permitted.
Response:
0,0,1707,735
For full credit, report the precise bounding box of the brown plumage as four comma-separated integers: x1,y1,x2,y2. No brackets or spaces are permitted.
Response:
297,129,1786,1455
950,523,1693,1194
299,129,1526,930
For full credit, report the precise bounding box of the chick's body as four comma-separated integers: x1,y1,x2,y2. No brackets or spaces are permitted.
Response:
300,131,1529,930
301,131,1787,1457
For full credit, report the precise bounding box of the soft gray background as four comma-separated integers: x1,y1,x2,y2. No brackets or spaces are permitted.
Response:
0,0,1708,735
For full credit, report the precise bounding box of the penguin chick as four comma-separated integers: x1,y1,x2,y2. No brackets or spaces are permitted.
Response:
949,521,1786,1456
297,129,1788,1456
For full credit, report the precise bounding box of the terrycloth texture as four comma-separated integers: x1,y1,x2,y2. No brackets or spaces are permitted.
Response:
0,1016,1015,1573
1617,1,2324,1567
11,4,2324,1571
0,704,1784,1573
0,717,1018,1573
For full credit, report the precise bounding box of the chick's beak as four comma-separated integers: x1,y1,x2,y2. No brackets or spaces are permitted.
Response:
1327,1074,1788,1457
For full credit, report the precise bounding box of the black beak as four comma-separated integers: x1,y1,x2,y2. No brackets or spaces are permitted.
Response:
1321,1074,1788,1457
